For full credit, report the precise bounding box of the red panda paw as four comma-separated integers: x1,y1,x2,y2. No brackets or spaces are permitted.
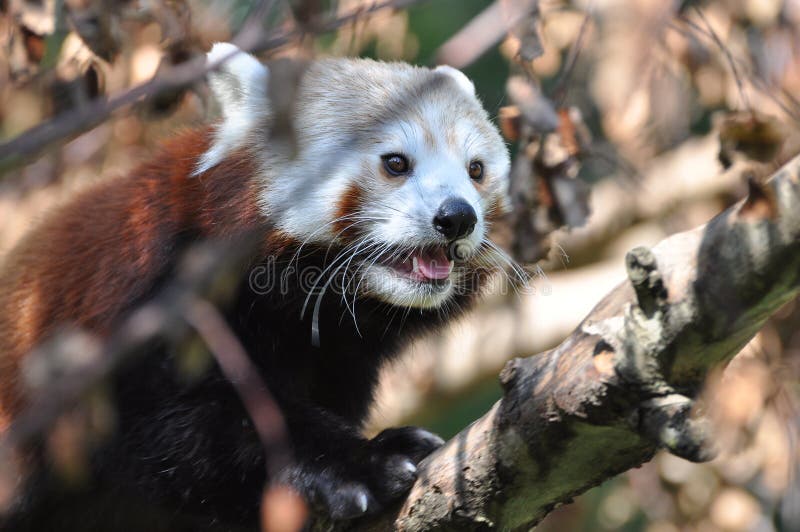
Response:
361,426,445,502
282,427,443,521
368,426,445,465
280,455,413,520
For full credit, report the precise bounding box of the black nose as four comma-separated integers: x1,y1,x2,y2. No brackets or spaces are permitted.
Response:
433,198,477,240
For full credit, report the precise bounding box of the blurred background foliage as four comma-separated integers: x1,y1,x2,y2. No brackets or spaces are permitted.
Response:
2,0,800,531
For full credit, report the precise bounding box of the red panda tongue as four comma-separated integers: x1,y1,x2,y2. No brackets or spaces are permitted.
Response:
415,247,452,280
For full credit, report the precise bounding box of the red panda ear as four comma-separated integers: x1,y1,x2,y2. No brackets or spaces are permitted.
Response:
195,43,270,175
434,65,476,97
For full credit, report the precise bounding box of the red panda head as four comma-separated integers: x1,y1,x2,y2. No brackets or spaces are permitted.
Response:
198,43,511,309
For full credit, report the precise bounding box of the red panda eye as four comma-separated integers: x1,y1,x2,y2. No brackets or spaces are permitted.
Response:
382,154,410,176
469,161,484,181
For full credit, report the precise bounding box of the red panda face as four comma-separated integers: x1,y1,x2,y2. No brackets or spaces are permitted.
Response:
330,96,510,309
200,45,511,309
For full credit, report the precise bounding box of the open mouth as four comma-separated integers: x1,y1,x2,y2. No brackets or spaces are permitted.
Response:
378,246,454,285
353,243,469,309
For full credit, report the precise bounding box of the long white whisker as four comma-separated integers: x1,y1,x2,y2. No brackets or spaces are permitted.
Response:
287,213,390,270
310,258,352,346
300,238,364,318
350,241,396,305
473,244,526,298
483,240,529,285
338,238,384,332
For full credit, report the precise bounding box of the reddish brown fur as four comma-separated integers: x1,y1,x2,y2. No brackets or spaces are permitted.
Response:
0,127,267,428
332,183,365,242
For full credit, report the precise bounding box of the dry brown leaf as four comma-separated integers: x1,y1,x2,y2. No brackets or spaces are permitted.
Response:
718,111,787,169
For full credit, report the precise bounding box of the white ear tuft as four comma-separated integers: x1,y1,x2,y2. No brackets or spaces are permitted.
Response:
434,65,475,97
195,43,269,175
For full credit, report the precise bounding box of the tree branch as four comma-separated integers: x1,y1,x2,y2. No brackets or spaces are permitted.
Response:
334,156,800,531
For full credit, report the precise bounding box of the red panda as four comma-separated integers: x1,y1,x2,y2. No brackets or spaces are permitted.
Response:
0,43,512,531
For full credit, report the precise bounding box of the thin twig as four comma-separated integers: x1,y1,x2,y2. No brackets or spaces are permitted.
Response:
691,5,751,112
552,8,592,108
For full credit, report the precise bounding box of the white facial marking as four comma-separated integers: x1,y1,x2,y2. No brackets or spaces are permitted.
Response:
195,43,269,175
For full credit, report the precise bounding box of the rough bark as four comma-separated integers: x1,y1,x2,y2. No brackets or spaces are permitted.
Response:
328,156,800,531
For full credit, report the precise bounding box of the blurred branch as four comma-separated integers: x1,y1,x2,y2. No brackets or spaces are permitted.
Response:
330,155,800,530
185,296,306,528
556,134,727,264
185,297,291,480
434,0,539,68
0,0,431,171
